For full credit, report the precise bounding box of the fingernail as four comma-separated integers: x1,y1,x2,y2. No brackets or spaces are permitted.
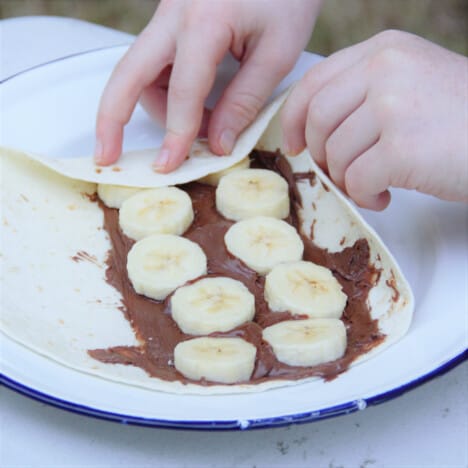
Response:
153,148,170,171
219,129,236,154
94,139,103,164
283,141,303,157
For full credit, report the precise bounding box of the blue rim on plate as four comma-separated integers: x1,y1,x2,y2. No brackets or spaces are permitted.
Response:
1,351,466,430
1,43,466,431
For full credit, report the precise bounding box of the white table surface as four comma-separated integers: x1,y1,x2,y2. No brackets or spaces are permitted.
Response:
1,16,467,468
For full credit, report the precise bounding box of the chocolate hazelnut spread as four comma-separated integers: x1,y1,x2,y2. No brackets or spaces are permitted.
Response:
89,150,384,385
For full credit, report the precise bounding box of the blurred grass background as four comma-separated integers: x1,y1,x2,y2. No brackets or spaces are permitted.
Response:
1,0,467,56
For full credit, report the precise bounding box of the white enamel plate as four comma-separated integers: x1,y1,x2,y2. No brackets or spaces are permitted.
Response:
1,46,466,429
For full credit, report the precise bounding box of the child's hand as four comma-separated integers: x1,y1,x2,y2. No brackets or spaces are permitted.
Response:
95,0,321,173
281,30,468,209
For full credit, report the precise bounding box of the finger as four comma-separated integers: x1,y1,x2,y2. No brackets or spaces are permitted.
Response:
95,22,175,165
281,32,394,156
303,61,369,169
140,65,172,125
325,101,380,190
208,37,296,155
197,108,212,138
344,142,392,210
140,66,212,137
140,85,169,126
154,26,231,173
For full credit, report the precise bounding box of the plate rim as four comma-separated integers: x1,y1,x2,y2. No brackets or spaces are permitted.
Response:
0,43,132,84
1,351,466,430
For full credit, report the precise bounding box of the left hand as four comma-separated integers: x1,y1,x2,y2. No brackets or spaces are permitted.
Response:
95,0,320,173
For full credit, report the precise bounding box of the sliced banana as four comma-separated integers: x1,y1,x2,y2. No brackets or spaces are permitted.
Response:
174,337,257,384
171,277,255,335
225,216,304,275
216,168,289,220
263,318,347,367
265,261,347,318
97,184,143,209
119,187,194,240
127,234,207,300
198,156,250,186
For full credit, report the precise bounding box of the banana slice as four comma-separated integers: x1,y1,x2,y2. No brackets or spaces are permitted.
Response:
225,216,304,274
265,261,347,318
197,156,250,186
97,184,143,209
174,337,257,384
171,277,255,335
216,168,289,220
263,319,347,367
119,187,194,240
127,234,207,300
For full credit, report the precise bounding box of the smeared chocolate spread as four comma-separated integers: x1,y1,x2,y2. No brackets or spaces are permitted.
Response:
89,150,384,385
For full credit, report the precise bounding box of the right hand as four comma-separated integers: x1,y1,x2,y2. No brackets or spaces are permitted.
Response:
281,30,468,209
95,0,321,173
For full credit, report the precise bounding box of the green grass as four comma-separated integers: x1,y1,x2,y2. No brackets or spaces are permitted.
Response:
310,0,468,55
1,0,467,55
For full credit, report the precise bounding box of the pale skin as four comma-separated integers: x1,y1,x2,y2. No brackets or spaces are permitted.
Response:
281,30,468,209
96,2,468,210
95,0,321,171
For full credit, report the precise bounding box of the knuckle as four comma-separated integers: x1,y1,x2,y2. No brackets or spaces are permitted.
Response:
374,29,409,46
165,125,184,138
180,1,225,33
169,83,194,102
369,46,407,74
181,3,206,29
373,93,402,124
374,29,400,43
228,91,264,124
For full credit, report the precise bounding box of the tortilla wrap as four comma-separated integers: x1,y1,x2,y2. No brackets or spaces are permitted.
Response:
1,89,289,189
0,95,414,394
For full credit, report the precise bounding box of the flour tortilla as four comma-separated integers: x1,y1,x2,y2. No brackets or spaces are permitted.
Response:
2,89,289,189
0,100,413,395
